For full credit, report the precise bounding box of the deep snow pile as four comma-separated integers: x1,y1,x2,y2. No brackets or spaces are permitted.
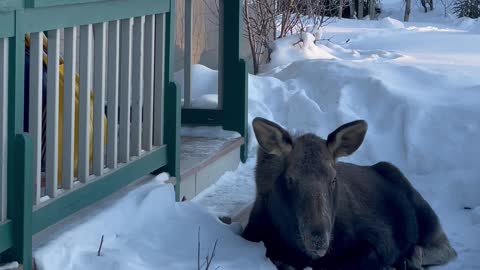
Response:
196,18,480,270
34,8,480,270
34,174,275,270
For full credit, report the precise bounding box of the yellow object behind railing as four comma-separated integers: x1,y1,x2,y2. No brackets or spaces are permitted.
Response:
25,33,107,185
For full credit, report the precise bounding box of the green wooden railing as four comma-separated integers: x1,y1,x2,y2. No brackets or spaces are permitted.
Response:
0,0,181,268
0,0,247,268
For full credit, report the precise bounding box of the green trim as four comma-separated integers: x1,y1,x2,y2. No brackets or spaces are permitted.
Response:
0,221,13,254
0,0,24,12
222,0,248,162
0,12,14,38
32,146,167,234
162,1,181,201
8,15,25,135
7,134,33,270
22,0,170,33
165,0,175,82
164,82,181,200
181,109,224,126
27,0,109,8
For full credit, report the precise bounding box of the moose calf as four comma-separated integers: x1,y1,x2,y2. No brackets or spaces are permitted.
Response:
243,117,457,270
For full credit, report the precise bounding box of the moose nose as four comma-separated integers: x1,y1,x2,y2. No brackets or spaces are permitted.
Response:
310,230,329,248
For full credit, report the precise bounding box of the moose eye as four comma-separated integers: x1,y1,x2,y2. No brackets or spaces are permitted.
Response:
331,177,337,186
285,175,294,189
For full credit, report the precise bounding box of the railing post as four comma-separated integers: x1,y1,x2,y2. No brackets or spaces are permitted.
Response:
164,0,181,200
7,10,33,268
164,82,180,199
183,0,192,108
7,134,33,270
217,0,224,109
222,0,248,162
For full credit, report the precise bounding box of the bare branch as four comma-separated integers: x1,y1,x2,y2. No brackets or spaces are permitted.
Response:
97,235,104,256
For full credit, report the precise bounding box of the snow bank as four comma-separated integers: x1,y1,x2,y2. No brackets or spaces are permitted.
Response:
264,32,337,71
378,17,405,29
34,174,275,270
457,17,480,33
0,262,19,270
174,64,219,108
35,11,480,270
198,18,480,269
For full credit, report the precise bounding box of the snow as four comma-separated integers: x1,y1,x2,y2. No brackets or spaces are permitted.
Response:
197,11,480,270
34,4,480,270
34,174,275,270
175,64,219,109
0,262,19,270
265,32,337,71
458,18,480,33
378,17,405,29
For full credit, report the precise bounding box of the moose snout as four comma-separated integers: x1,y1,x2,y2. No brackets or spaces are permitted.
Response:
305,231,330,258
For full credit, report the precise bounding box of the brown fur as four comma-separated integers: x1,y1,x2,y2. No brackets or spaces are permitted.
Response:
243,118,457,270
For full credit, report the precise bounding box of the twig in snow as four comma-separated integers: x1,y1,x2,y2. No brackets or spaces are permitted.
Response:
204,239,219,270
97,235,104,256
292,39,304,47
198,227,201,270
197,226,220,270
316,35,351,46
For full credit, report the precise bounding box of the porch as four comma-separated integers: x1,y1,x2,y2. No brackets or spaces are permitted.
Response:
0,0,248,269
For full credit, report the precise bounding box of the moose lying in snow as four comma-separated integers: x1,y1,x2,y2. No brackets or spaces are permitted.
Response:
242,118,457,270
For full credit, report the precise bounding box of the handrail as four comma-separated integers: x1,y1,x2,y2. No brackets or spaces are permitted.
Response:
0,1,178,268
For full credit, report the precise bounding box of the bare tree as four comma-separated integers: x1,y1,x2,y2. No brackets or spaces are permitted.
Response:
439,0,454,16
349,0,357,18
204,0,346,74
404,0,411,21
358,0,364,18
338,0,345,18
369,0,376,19
244,0,339,73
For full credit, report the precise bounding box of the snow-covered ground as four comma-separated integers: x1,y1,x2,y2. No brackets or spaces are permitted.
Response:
34,3,479,270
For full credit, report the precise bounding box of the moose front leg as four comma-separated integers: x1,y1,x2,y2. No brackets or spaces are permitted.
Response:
241,200,267,242
319,248,389,270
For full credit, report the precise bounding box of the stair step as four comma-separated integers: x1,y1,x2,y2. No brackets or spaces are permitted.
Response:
179,136,244,201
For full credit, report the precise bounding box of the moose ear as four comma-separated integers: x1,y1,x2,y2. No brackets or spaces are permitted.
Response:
252,117,293,156
327,120,367,159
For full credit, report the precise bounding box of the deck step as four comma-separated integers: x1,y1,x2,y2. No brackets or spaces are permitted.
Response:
179,135,244,201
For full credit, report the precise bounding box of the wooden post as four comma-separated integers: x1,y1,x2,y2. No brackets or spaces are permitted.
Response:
8,134,33,270
218,0,225,109
164,0,181,200
222,0,248,162
0,37,7,222
7,13,33,267
184,0,192,108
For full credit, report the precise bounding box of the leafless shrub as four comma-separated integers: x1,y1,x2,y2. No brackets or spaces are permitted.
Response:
244,0,341,74
439,0,454,17
197,227,220,270
97,235,104,256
